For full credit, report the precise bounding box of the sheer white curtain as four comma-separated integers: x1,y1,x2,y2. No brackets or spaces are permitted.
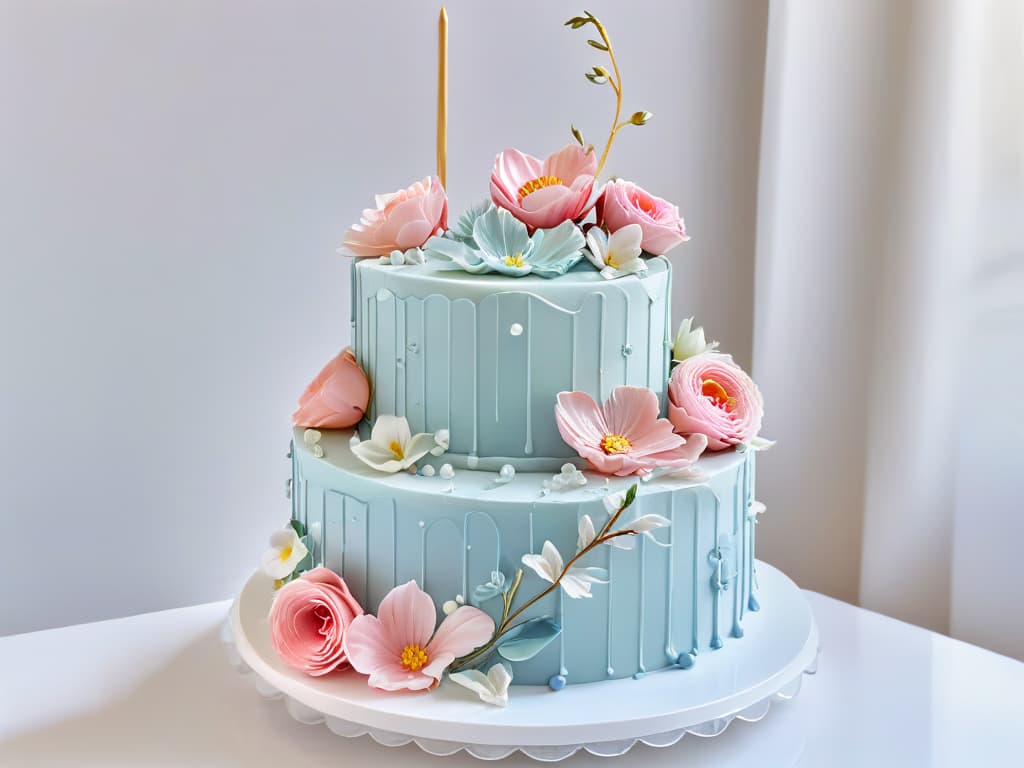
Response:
753,0,1024,658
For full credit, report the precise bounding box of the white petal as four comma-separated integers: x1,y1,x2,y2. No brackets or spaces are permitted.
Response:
629,514,671,533
260,547,293,579
603,491,627,515
577,515,596,550
486,663,513,696
351,440,403,472
302,429,322,446
560,573,594,599
607,535,636,550
449,669,493,698
541,540,564,574
269,529,296,548
607,223,643,261
369,415,412,450
748,436,776,451
585,226,608,264
585,248,606,271
404,432,440,467
433,429,450,448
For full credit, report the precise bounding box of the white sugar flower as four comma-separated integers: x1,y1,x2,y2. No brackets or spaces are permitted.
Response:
672,317,718,362
522,541,608,599
541,463,587,495
608,513,672,550
430,428,450,456
260,528,308,580
584,224,648,280
577,514,596,550
351,415,437,473
449,663,513,707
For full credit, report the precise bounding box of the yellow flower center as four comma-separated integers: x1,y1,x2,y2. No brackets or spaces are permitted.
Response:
517,175,563,201
278,545,293,563
601,434,632,455
400,644,429,671
389,440,404,460
504,253,525,267
702,378,737,411
273,578,286,590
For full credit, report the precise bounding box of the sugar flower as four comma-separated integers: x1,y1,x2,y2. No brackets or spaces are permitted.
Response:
260,528,309,581
672,317,719,362
555,385,708,476
351,415,437,473
449,663,513,708
667,353,764,451
521,541,608,599
340,176,448,258
490,143,599,230
343,581,494,692
423,204,585,279
269,568,364,677
584,224,647,279
292,348,370,429
597,180,689,255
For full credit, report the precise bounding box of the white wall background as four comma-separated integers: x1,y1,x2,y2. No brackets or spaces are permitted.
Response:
1,0,768,635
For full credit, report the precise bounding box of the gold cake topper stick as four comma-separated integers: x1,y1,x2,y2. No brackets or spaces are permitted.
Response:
437,6,448,189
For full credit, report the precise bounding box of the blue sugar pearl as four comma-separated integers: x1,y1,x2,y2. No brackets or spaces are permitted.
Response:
676,652,696,669
547,674,566,691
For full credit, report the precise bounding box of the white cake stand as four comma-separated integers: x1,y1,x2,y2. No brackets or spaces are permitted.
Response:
225,562,818,762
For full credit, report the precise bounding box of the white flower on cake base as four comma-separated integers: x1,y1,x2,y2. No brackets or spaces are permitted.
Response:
672,317,718,362
449,663,513,707
584,224,647,280
351,415,438,473
261,528,308,580
522,541,608,599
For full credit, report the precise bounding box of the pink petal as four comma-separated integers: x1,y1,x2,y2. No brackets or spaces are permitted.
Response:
293,349,370,429
602,386,660,439
555,391,609,452
542,143,598,181
492,147,544,193
519,184,573,214
422,606,495,680
626,418,686,458
343,613,394,675
375,580,437,650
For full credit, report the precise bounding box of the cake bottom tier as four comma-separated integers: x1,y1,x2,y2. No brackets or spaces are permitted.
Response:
290,429,762,686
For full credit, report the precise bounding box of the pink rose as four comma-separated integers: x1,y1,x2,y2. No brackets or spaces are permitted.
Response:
269,567,364,676
597,180,689,255
341,176,448,257
667,353,764,451
292,348,370,429
490,144,599,230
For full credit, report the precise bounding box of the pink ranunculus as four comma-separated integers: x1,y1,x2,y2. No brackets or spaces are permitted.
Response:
269,568,364,677
343,580,494,692
341,176,448,257
490,144,599,230
555,385,707,477
667,353,764,451
292,348,370,429
597,180,689,255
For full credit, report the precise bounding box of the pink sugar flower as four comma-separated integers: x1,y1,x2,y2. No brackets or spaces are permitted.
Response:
343,580,494,692
597,180,689,255
555,385,707,477
269,568,364,677
667,353,764,450
490,143,599,230
292,348,370,429
340,176,448,257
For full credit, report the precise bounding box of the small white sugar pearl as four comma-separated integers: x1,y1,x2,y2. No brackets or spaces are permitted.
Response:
439,463,455,480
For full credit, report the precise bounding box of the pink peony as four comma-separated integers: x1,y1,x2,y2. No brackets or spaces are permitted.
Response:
343,580,494,692
597,180,689,255
490,144,599,230
667,353,764,451
292,348,370,429
555,385,707,477
341,176,448,257
269,568,364,677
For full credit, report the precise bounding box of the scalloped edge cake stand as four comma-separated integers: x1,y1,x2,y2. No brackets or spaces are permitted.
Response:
225,562,818,762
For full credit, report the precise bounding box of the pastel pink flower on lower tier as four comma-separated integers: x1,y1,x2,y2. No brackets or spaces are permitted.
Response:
343,580,494,692
341,176,448,257
269,568,365,677
555,386,707,477
597,180,689,255
490,144,599,230
292,348,370,429
667,353,764,451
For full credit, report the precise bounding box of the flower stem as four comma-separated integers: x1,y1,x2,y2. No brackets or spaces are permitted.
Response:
593,18,623,179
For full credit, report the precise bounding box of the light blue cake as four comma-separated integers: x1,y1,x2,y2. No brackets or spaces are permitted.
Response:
290,258,762,687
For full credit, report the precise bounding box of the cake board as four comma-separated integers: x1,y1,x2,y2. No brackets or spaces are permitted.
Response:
225,561,818,761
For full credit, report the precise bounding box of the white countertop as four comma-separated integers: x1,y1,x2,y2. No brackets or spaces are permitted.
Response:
1,589,1021,767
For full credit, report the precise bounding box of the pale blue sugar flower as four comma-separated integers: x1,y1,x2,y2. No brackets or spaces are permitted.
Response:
423,204,586,278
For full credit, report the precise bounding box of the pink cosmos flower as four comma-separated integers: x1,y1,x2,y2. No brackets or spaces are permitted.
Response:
597,180,689,255
292,348,370,429
341,176,448,257
667,353,764,451
490,144,599,230
269,568,364,677
343,580,494,692
555,385,707,477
